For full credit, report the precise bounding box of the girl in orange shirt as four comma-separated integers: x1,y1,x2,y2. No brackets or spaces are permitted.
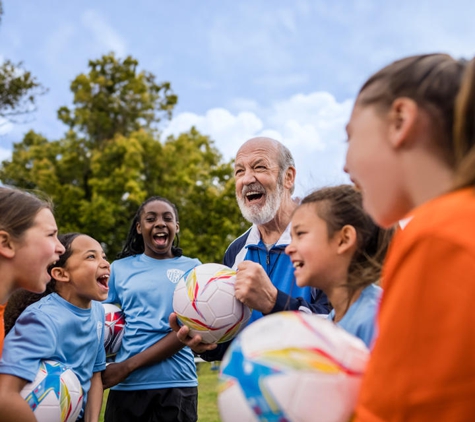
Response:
345,54,475,421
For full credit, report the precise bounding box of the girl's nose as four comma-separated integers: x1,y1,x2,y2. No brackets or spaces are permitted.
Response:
285,243,294,255
56,237,66,255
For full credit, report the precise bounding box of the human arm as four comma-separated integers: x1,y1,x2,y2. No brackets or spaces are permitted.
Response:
102,331,185,389
0,374,35,422
83,371,103,422
234,261,331,314
271,287,331,314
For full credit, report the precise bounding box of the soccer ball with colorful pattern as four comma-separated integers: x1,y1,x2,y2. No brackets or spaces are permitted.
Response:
172,263,251,344
20,360,83,422
218,311,370,422
103,303,126,357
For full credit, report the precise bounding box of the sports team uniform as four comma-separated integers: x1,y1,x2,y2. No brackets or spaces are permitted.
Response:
0,293,106,419
200,224,330,361
104,254,200,422
327,283,382,348
355,188,475,421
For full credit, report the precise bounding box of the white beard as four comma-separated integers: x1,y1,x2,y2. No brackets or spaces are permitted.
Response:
237,180,284,225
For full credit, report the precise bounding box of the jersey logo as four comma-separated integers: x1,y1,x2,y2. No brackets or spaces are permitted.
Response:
167,269,184,284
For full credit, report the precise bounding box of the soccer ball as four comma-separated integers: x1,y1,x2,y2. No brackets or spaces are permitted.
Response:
103,303,126,357
20,360,83,422
172,263,251,344
218,311,370,422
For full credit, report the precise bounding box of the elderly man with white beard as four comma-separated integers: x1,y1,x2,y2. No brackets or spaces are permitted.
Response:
170,137,330,358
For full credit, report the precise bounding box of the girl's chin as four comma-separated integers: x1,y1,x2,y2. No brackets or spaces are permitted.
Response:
295,278,308,288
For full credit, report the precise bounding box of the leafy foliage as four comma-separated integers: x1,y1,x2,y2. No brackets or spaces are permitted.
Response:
0,61,45,121
0,1,46,122
0,53,247,262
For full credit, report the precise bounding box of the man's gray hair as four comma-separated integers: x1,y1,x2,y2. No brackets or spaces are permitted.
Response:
276,142,295,195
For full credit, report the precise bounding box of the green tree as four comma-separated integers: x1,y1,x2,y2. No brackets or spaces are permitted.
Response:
57,54,177,147
0,53,247,262
0,2,46,123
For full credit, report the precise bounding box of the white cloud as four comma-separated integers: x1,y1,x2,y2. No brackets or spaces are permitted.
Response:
162,108,263,161
162,90,353,196
0,118,13,136
81,10,127,57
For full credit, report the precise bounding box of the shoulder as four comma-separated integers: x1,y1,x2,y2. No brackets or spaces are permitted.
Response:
224,227,253,256
393,188,475,256
178,256,202,266
361,284,382,300
111,255,138,268
13,297,58,333
91,300,105,315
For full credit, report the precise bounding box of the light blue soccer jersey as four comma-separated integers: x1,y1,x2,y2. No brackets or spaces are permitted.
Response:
0,293,106,414
105,254,201,391
328,284,382,348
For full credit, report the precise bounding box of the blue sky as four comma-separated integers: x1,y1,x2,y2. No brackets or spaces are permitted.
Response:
2,0,475,196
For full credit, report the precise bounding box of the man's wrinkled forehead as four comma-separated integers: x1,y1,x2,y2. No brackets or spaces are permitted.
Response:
235,141,279,167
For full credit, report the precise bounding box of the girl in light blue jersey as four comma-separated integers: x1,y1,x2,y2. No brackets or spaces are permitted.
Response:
103,196,200,422
0,232,110,422
285,185,394,348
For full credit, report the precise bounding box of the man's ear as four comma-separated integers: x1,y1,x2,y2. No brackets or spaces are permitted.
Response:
388,97,418,149
0,231,15,259
284,166,296,191
50,267,70,283
336,225,357,255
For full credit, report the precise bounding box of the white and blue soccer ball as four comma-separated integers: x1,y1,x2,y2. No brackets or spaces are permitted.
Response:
173,263,251,344
218,311,370,422
20,360,83,422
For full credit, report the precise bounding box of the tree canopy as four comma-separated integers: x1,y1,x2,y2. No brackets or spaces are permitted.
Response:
0,53,247,263
0,1,45,123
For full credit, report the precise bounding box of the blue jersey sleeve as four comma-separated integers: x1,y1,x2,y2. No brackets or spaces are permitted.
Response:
0,308,58,382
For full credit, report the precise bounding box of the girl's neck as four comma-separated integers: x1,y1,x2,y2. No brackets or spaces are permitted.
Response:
0,265,15,305
327,285,364,323
144,251,175,260
56,289,92,309
404,146,455,210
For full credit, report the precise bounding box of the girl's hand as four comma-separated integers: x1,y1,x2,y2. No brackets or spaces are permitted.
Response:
169,313,217,354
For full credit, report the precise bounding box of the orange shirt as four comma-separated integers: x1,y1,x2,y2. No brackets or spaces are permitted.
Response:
355,188,475,422
0,303,5,355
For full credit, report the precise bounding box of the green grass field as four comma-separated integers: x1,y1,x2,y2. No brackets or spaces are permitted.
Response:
99,361,221,421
